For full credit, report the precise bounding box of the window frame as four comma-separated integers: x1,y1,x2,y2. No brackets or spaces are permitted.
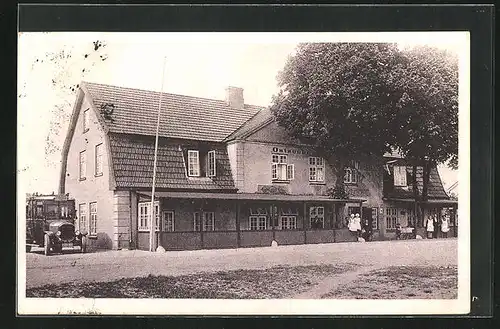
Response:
83,109,90,133
95,143,104,177
78,203,87,232
393,165,408,187
272,154,293,181
309,206,325,229
207,150,216,177
162,210,175,232
138,201,160,232
385,207,398,229
187,150,200,177
89,202,97,235
79,150,87,180
193,211,215,231
344,160,360,184
309,157,325,182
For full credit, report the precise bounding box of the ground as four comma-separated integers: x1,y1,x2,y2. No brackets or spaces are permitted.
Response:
25,238,457,299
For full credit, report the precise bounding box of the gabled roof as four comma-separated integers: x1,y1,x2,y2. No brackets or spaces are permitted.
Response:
224,107,274,141
384,166,449,200
82,82,264,142
109,133,236,191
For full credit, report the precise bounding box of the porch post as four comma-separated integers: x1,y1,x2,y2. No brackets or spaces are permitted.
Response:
236,201,241,248
199,200,204,249
359,201,363,218
332,203,336,243
303,202,307,244
271,203,276,241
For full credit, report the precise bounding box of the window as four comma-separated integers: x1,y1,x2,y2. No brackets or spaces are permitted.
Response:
393,166,407,186
207,150,216,177
272,154,294,181
89,202,97,235
309,157,325,182
95,143,103,176
188,150,200,177
344,160,359,184
60,206,68,218
310,206,325,229
138,201,160,231
193,212,215,231
162,211,174,232
371,207,379,230
406,208,416,227
79,151,86,180
280,207,298,230
249,207,268,230
78,203,87,232
203,212,215,231
385,207,398,229
83,109,90,132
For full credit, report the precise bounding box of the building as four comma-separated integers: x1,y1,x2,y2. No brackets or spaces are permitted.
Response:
59,82,457,251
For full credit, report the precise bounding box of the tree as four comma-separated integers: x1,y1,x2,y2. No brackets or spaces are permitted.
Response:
388,45,458,204
270,42,458,226
18,36,109,192
270,43,403,198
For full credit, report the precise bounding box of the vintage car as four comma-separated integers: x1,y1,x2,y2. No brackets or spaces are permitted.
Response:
26,219,88,256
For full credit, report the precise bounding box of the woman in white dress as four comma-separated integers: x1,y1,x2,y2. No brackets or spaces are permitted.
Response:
348,214,356,235
354,213,362,238
426,215,435,239
441,215,450,238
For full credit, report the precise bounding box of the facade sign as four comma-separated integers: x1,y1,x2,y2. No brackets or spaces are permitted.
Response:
272,146,310,155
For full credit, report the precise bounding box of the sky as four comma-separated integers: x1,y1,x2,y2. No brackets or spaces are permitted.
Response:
17,32,467,195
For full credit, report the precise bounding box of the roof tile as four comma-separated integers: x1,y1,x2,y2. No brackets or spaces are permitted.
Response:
84,82,264,142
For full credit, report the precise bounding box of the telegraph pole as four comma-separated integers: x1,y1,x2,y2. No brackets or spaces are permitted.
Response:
149,57,167,252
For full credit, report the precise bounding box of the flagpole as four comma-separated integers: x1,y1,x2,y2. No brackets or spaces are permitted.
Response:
150,56,167,252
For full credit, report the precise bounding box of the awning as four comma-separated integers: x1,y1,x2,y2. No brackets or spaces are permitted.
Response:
384,198,458,205
138,191,366,203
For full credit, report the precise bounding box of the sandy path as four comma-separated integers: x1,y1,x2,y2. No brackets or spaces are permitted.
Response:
24,238,457,289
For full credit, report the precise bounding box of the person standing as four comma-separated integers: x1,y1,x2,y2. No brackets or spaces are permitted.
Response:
441,215,450,238
348,214,356,237
354,213,362,238
426,215,434,239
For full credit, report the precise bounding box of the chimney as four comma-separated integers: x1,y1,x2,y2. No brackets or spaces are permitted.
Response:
225,86,244,109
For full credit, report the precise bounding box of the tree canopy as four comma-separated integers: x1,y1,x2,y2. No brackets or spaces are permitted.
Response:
270,42,458,199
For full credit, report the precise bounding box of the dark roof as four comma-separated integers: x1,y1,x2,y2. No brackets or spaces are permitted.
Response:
224,107,274,141
83,82,263,142
109,134,236,191
384,166,449,200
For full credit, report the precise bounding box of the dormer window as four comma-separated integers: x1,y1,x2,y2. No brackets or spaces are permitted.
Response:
393,166,408,187
188,150,200,177
187,149,217,178
83,109,90,133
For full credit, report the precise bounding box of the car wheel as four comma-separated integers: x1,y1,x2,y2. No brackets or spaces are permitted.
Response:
44,234,51,256
81,236,87,253
26,245,31,253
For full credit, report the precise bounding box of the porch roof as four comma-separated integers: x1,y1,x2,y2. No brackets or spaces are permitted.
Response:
384,198,458,205
138,191,366,203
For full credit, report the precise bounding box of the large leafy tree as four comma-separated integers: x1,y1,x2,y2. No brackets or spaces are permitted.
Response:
388,45,458,202
270,43,403,198
270,43,458,210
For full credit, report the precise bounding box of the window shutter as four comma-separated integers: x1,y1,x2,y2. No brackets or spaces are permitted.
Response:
286,164,294,180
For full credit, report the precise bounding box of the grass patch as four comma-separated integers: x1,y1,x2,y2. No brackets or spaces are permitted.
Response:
27,263,358,299
321,265,457,299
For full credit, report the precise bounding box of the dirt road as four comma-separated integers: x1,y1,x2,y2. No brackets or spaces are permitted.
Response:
25,238,457,289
